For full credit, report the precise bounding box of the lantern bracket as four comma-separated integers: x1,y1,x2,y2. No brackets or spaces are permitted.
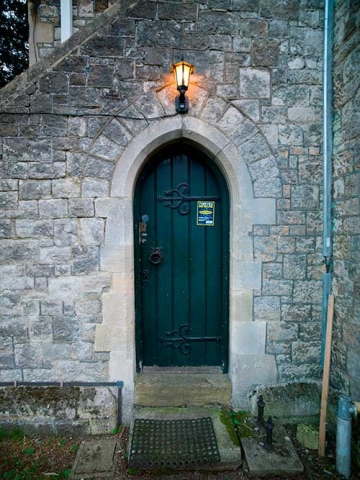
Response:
175,89,188,113
170,58,194,114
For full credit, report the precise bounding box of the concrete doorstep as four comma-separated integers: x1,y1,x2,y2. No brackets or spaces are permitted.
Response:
128,406,242,471
135,372,232,407
241,423,303,477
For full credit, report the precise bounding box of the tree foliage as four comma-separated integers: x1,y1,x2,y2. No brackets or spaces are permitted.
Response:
0,0,29,88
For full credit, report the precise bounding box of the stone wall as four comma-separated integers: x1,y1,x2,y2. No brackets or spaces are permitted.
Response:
0,385,118,435
331,0,360,400
249,381,321,424
0,0,326,421
28,0,116,65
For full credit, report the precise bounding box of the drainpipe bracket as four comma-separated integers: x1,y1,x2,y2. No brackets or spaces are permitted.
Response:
349,403,358,420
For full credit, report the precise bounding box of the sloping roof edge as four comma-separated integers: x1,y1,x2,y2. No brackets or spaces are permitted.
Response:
0,0,137,106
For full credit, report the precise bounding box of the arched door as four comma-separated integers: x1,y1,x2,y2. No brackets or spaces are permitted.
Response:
134,144,229,372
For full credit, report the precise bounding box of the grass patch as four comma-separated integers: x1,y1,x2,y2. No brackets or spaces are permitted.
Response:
230,410,255,438
220,409,255,446
127,468,139,475
0,426,25,441
10,428,24,441
220,409,240,446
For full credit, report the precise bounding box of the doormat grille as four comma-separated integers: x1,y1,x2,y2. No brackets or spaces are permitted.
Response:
129,417,220,469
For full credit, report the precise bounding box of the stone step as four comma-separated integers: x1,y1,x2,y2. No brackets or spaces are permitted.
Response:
135,372,231,407
129,406,242,471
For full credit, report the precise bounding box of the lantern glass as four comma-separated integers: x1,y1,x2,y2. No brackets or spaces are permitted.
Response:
171,60,194,90
170,58,194,113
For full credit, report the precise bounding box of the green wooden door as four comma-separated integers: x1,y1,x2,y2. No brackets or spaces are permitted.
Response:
134,144,229,372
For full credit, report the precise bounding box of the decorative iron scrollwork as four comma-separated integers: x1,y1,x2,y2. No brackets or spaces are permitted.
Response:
157,183,191,215
157,183,220,216
159,323,221,355
160,324,192,355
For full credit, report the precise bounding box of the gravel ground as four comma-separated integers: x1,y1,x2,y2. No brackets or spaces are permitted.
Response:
1,425,358,479
0,433,83,479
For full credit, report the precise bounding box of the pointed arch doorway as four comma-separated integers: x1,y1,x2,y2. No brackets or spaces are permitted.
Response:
134,143,229,373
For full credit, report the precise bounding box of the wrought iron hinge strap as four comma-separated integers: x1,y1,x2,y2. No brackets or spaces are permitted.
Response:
157,183,220,215
160,336,221,343
159,324,221,355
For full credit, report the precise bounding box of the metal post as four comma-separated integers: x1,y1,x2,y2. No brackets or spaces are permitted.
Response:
336,395,357,478
116,380,124,428
322,0,334,263
265,417,274,450
256,395,265,426
321,0,335,369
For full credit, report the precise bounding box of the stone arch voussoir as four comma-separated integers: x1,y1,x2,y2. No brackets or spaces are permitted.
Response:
81,86,282,199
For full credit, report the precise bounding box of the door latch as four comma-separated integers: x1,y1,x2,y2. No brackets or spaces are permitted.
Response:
139,221,147,244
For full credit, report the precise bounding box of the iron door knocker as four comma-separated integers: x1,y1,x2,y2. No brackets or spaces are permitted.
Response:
149,247,163,265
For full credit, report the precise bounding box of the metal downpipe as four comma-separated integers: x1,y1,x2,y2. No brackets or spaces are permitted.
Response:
60,0,73,43
336,396,358,478
321,0,335,367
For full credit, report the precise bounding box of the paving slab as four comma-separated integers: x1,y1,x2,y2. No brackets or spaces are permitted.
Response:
130,406,242,471
70,436,119,479
241,424,303,477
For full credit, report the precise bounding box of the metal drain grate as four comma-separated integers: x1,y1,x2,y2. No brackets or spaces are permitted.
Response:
129,417,220,469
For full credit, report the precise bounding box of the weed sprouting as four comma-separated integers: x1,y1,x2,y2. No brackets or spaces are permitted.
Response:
70,443,78,454
58,468,72,478
111,425,123,435
22,448,35,455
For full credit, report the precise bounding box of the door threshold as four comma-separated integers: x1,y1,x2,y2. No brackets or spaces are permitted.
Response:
141,366,223,374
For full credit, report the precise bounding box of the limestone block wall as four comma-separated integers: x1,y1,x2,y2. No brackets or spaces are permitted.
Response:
0,385,118,435
331,0,360,399
1,0,325,421
28,0,116,65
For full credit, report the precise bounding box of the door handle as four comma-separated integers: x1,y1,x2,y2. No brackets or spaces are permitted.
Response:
149,247,163,265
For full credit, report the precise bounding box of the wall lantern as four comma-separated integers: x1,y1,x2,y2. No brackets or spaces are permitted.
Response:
171,58,194,114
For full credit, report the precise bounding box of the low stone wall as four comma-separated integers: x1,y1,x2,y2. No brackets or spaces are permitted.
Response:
0,385,118,436
249,382,321,424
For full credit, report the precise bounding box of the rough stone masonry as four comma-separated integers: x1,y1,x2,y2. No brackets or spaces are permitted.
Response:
331,0,360,401
0,0,357,426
